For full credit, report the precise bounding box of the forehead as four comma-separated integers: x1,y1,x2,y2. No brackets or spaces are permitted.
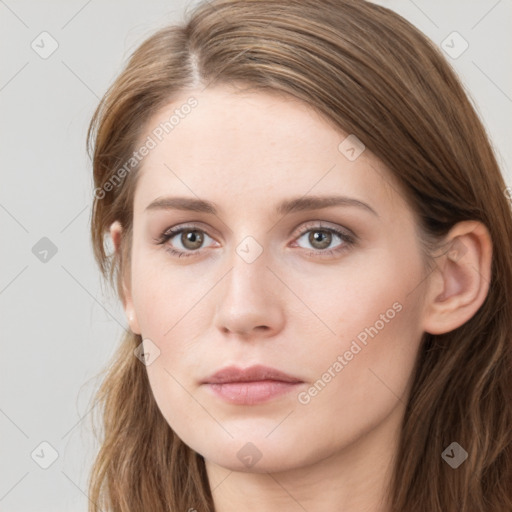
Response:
132,85,407,218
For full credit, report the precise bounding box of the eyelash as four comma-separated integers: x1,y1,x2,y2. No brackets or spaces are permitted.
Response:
153,222,356,259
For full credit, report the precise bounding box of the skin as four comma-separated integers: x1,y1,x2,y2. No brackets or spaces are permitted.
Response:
110,84,492,512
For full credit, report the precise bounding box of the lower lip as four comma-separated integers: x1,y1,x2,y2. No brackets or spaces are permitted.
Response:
205,380,302,405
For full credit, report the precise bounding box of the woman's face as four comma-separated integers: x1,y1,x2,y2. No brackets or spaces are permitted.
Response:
120,85,431,473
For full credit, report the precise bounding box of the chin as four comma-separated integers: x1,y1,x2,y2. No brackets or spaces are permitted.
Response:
204,450,301,474
192,433,320,474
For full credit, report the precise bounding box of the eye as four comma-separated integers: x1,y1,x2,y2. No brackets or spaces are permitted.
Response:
292,222,355,257
154,221,356,259
154,225,216,258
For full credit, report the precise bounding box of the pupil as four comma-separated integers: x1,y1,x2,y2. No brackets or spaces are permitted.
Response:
311,230,331,249
183,230,203,249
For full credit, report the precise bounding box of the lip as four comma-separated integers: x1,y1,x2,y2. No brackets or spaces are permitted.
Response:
201,364,304,405
202,364,303,384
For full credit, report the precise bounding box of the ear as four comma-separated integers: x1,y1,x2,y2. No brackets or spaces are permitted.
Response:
421,220,492,335
109,221,141,335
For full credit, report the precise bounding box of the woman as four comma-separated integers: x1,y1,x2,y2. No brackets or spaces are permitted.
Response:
86,0,512,510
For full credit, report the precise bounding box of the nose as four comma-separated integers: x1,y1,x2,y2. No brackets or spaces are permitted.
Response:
213,243,286,339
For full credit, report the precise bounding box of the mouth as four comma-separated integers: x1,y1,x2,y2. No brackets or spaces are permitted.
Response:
201,364,304,405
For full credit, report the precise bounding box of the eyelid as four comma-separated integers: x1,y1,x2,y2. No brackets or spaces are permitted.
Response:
292,220,355,239
154,222,218,247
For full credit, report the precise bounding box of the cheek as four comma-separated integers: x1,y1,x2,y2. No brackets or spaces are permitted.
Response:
131,254,209,343
297,258,425,434
145,363,207,448
290,297,423,464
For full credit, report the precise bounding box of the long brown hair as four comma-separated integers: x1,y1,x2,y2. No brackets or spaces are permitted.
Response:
86,0,512,510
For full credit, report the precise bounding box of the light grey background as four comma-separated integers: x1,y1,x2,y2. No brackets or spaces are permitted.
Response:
1,1,510,510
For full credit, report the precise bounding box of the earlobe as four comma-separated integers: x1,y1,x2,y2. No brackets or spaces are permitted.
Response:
421,221,492,335
109,221,141,335
123,291,141,335
125,304,141,335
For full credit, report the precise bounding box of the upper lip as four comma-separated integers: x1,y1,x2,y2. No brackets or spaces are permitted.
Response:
202,364,303,384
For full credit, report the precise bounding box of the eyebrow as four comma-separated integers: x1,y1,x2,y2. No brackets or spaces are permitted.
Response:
145,195,378,217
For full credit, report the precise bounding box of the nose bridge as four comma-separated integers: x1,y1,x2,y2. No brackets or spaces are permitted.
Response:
213,229,285,336
225,232,271,301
